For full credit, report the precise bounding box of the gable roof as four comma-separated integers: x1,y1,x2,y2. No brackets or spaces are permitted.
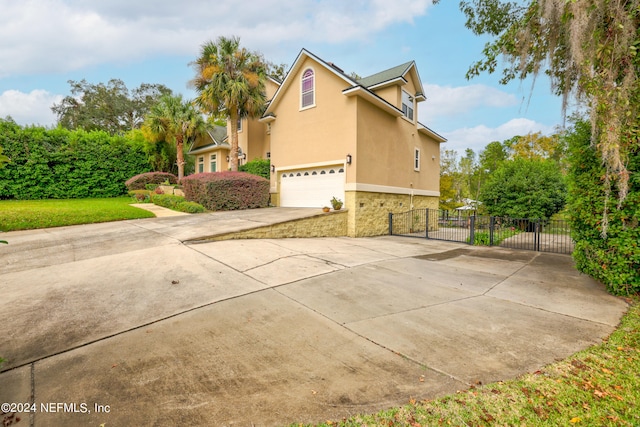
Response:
357,61,425,101
357,61,413,88
263,49,430,118
188,125,229,154
263,49,357,115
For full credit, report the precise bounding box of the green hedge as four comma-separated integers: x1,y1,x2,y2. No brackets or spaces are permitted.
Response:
0,119,151,199
566,120,639,295
181,171,269,211
239,157,270,179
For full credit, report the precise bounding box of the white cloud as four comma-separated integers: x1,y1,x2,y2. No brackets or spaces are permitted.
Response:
441,118,556,153
0,90,63,126
421,83,518,121
0,0,433,78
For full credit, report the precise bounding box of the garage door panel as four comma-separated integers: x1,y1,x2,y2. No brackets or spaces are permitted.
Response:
280,167,345,208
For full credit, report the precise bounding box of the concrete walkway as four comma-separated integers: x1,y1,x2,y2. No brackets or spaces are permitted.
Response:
0,210,629,426
130,202,189,217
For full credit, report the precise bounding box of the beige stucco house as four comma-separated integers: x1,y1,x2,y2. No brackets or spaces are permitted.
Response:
189,48,446,237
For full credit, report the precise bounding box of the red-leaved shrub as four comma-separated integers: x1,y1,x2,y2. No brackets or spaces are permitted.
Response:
125,172,178,190
181,172,270,211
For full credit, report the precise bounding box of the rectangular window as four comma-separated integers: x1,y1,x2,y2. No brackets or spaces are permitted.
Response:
198,156,204,173
210,154,217,172
414,148,421,171
237,118,243,132
402,90,414,121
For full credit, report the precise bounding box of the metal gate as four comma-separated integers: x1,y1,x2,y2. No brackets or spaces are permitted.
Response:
389,209,573,255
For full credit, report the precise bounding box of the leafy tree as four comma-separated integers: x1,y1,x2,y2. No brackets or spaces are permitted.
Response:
264,60,289,82
191,36,267,171
127,129,179,175
503,132,568,171
52,79,172,134
478,140,508,174
460,148,479,201
459,0,639,235
480,158,566,219
143,94,205,180
566,120,639,295
439,149,463,209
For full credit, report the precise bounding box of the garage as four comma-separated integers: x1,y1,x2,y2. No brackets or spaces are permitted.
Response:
279,166,345,207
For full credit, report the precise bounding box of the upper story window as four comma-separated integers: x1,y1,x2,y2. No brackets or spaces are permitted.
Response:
237,117,243,132
301,68,315,109
414,148,421,171
402,90,414,121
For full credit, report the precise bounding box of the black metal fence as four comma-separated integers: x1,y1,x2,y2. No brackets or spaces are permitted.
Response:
389,209,573,255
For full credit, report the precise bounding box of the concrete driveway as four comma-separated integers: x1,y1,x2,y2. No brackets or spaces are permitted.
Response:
0,209,628,426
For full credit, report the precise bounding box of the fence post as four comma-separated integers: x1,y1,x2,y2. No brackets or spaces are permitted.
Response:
489,216,495,246
469,215,476,245
425,209,430,239
535,219,541,251
388,212,393,235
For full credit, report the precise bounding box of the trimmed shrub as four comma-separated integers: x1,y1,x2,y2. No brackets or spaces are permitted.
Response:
176,201,206,213
128,189,152,203
181,171,270,211
151,194,184,209
150,193,205,213
125,171,178,191
239,157,270,179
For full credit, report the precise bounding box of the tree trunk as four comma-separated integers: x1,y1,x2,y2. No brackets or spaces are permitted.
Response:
229,109,239,172
176,134,185,180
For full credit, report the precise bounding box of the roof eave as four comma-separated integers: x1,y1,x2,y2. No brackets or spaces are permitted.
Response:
259,113,276,123
366,76,408,91
417,122,447,142
342,86,403,117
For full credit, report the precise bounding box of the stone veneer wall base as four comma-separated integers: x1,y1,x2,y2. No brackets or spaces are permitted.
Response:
189,210,348,242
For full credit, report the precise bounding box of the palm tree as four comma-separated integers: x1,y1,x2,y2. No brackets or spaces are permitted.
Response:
144,94,205,180
191,36,267,171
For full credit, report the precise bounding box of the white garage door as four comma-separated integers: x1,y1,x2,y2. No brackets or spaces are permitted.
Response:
280,166,345,207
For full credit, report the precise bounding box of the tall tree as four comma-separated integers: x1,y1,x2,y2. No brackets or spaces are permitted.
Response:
460,0,639,235
52,79,172,134
480,158,566,219
190,36,267,171
478,140,508,174
144,94,205,180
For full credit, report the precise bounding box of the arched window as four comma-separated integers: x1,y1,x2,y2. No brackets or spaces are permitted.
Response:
301,69,315,108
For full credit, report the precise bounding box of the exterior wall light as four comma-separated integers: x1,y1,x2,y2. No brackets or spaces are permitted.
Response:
346,154,352,165
271,165,275,173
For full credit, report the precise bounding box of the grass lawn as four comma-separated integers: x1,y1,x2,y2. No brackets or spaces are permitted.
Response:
297,298,639,427
0,197,155,231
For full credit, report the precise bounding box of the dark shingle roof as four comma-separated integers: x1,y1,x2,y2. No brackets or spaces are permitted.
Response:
208,126,227,144
188,125,228,153
356,61,414,88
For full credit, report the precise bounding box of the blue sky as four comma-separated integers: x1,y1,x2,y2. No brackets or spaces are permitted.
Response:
0,0,564,154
